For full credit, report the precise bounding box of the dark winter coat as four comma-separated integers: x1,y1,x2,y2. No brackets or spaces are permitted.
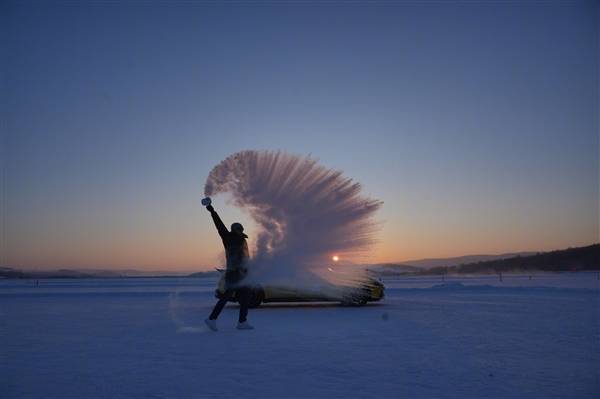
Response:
209,209,249,287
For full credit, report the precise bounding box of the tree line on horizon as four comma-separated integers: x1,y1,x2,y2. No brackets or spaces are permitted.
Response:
419,243,600,275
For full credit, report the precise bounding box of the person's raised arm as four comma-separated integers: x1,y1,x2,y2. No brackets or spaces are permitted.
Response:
206,205,228,238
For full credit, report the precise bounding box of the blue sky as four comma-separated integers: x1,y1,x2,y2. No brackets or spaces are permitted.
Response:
2,1,598,270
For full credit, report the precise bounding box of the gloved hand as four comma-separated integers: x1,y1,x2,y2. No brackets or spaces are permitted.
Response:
206,204,214,212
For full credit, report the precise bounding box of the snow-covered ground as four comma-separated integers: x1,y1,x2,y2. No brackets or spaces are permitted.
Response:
2,273,599,398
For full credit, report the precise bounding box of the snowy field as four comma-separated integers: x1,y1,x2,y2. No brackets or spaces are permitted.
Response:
2,273,599,398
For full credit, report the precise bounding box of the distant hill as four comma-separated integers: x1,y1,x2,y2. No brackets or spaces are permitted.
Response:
366,263,421,275
401,252,537,269
419,244,599,275
0,267,27,279
0,268,96,279
0,267,208,279
187,270,220,278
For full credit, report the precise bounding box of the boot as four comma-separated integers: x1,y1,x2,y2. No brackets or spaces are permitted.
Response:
236,321,254,330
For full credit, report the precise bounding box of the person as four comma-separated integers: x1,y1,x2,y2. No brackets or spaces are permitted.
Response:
203,200,254,331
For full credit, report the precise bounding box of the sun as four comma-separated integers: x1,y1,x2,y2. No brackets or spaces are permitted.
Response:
332,255,339,262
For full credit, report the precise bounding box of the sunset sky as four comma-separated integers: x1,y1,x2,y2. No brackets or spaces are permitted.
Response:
3,1,598,271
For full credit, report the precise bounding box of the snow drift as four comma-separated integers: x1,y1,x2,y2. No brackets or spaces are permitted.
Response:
204,150,383,288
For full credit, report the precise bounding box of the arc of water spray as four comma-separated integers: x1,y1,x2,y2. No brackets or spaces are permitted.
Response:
204,150,383,287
